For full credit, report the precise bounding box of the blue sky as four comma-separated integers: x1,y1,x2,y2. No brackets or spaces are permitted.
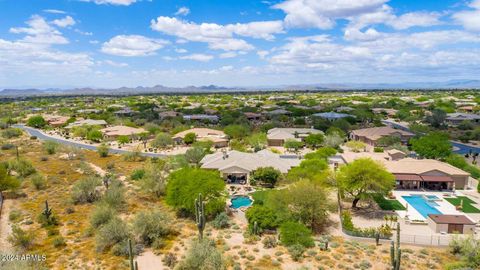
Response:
0,0,479,88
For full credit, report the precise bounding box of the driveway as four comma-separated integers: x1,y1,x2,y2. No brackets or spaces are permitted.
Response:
13,125,167,158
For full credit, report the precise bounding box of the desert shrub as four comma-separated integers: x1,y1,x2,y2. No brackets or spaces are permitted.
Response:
8,225,35,250
1,143,15,150
132,210,172,247
37,209,59,227
26,115,46,128
448,236,480,268
130,168,145,180
1,128,22,139
262,236,277,248
96,217,130,252
287,244,305,261
212,212,230,229
175,238,225,270
97,144,109,157
43,141,59,155
163,252,178,268
71,176,101,204
279,221,314,248
7,158,36,178
373,147,384,153
31,174,47,190
111,239,143,257
52,236,66,248
100,184,125,210
90,205,116,229
9,209,22,222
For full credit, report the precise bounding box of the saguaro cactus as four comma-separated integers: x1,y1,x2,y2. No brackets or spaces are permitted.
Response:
252,221,259,235
128,239,138,270
390,222,401,270
42,200,52,221
195,193,206,240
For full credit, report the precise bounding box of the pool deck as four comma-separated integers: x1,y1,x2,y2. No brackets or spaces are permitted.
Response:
393,190,462,221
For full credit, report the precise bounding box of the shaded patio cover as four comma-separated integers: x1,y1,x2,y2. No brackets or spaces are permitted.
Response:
420,175,454,182
394,174,422,181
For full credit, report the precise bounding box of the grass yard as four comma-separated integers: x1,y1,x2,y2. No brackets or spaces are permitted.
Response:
373,194,406,211
445,196,480,213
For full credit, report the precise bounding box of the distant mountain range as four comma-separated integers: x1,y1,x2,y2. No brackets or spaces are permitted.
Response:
1,80,480,97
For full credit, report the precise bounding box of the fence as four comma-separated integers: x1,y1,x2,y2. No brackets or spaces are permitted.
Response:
400,233,452,246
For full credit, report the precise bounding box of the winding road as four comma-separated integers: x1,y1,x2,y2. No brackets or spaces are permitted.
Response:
13,125,167,158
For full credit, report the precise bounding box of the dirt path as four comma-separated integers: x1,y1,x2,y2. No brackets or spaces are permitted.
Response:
136,250,166,270
0,199,13,252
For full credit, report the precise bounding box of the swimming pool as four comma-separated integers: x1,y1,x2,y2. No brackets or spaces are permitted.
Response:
230,196,253,209
402,195,442,218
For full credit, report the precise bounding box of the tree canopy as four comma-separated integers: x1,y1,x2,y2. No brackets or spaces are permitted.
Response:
411,132,452,159
251,167,281,187
166,168,225,217
337,158,395,208
304,133,324,149
27,115,46,128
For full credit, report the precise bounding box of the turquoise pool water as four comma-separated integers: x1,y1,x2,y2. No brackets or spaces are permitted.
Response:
230,196,253,209
425,195,439,200
402,195,442,218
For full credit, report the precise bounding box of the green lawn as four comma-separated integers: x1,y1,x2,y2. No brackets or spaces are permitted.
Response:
373,194,406,211
251,189,277,205
445,196,480,213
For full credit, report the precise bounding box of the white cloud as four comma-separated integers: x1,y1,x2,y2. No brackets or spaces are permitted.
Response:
150,16,283,51
453,0,480,32
180,53,214,62
274,0,387,29
82,0,137,6
389,12,441,30
10,15,69,45
101,35,169,56
257,50,270,59
175,48,188,53
98,60,128,67
52,16,76,28
43,9,66,14
219,52,237,58
175,7,190,16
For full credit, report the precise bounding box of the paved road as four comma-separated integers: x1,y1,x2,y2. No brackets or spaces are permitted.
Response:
13,125,167,158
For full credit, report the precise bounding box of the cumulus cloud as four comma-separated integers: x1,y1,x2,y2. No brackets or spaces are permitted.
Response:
175,7,190,16
180,53,214,62
274,0,388,29
10,15,69,45
52,16,76,28
150,16,283,51
388,12,441,30
101,35,169,56
453,0,480,32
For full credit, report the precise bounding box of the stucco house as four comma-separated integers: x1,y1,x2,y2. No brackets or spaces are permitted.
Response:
172,128,228,148
200,149,300,184
100,126,146,140
266,127,323,146
350,126,414,146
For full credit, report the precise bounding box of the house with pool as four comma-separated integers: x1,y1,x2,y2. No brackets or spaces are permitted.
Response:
332,152,471,190
200,149,301,184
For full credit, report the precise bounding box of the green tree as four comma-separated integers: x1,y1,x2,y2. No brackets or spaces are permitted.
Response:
183,132,197,145
337,158,395,208
377,135,401,147
425,109,446,128
86,129,103,142
284,139,303,153
245,205,279,231
26,115,46,128
224,124,250,139
151,132,173,149
411,132,452,159
345,140,366,152
304,133,324,149
304,147,337,160
246,132,267,151
251,167,281,187
287,158,328,182
132,209,172,247
117,135,130,146
139,161,168,198
279,221,314,248
166,168,225,217
185,147,206,165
